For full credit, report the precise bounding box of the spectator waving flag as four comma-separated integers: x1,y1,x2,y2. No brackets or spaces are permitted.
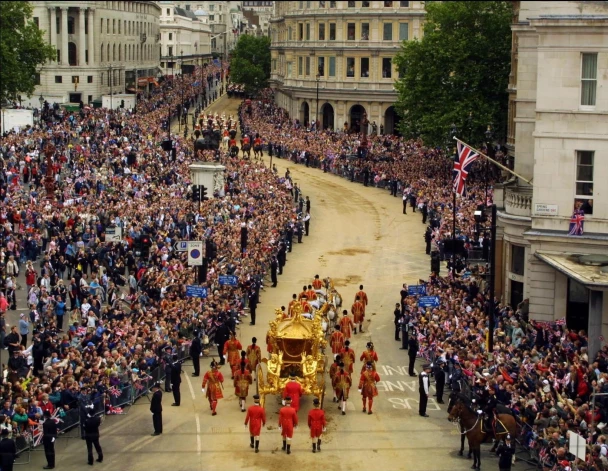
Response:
568,210,584,236
453,141,480,196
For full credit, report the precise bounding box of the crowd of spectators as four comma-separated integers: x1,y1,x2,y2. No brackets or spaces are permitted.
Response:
0,67,308,453
238,91,607,471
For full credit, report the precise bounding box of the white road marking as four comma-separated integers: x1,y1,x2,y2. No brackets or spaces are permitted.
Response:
196,414,201,454
185,370,196,401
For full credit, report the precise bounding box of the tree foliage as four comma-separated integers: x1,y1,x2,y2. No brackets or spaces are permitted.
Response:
229,35,271,92
0,1,56,104
393,1,512,147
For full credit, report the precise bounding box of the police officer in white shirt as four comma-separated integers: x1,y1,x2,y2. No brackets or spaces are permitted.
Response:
419,363,432,417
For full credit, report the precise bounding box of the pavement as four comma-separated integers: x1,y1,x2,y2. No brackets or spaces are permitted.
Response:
24,95,528,471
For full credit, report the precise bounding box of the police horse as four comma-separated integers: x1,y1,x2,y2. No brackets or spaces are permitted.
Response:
447,384,518,470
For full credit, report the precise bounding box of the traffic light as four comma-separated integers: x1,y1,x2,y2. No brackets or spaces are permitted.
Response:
140,235,152,258
192,185,200,203
201,185,208,201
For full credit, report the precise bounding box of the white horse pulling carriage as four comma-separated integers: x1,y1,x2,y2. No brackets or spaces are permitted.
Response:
310,279,343,337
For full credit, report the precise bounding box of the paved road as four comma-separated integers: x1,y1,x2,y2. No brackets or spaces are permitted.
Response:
26,95,521,471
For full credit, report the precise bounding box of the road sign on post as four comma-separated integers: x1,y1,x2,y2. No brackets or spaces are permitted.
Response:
187,241,204,266
105,227,122,242
173,241,188,252
186,285,208,298
218,275,238,287
417,296,441,308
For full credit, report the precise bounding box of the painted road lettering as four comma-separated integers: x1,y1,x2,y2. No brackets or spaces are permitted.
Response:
378,364,442,410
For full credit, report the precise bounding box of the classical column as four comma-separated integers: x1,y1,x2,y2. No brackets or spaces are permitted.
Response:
49,7,57,62
61,7,69,66
87,8,95,65
78,8,86,66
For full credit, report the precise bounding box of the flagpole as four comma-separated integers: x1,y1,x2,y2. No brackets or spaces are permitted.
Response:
453,136,533,185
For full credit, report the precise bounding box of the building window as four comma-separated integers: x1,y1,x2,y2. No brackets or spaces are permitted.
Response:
318,23,325,41
329,1,336,7
168,46,173,57
361,23,369,40
169,32,173,40
209,15,214,21
329,23,336,40
383,23,393,40
298,23,303,40
33,17,39,28
399,22,409,41
34,73,40,85
384,1,393,6
347,23,355,41
118,19,121,34
306,23,310,40
382,58,392,78
318,57,325,76
581,53,597,107
362,1,370,6
360,58,369,77
319,1,326,7
272,59,277,71
288,26,292,40
400,1,410,6
299,0,303,8
575,150,594,213
68,16,75,34
298,56,303,75
348,1,355,7
209,4,214,11
85,17,88,34
55,75,62,83
287,62,292,77
346,57,355,77
511,245,525,277
166,8,170,15
305,56,310,75
329,56,335,77
57,50,61,62
307,0,311,7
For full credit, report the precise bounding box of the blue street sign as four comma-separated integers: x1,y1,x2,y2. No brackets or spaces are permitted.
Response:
186,285,208,298
417,296,440,308
218,275,238,287
408,285,427,296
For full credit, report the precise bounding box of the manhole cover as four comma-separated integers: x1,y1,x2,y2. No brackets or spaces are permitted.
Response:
578,255,608,266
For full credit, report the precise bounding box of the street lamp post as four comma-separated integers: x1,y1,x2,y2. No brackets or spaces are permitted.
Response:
179,50,184,133
449,123,458,277
168,56,174,132
484,124,493,205
109,65,113,109
315,73,320,131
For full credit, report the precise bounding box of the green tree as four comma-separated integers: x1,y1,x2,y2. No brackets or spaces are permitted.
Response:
393,1,512,147
229,35,271,92
0,1,55,104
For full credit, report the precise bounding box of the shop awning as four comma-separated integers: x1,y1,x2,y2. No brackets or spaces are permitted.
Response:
534,251,608,290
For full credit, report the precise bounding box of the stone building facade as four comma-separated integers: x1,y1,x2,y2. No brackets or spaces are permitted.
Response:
269,1,425,133
496,1,608,357
28,1,162,106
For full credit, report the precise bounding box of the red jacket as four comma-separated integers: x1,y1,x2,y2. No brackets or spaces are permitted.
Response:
278,405,298,438
282,381,303,412
245,404,266,436
308,408,326,438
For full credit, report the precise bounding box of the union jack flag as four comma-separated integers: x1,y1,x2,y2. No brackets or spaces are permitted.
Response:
453,141,480,196
568,210,584,236
109,387,122,398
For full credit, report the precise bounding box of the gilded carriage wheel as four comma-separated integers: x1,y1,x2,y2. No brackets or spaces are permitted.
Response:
256,363,265,407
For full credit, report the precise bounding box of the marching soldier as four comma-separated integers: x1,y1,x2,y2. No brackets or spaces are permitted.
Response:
360,342,379,373
419,363,432,417
202,360,224,416
234,360,253,412
333,362,352,416
282,372,303,413
340,340,356,376
351,296,365,334
279,397,298,455
223,333,242,379
246,337,262,378
355,285,368,315
308,398,326,453
329,355,341,401
330,325,345,355
245,394,266,453
338,309,354,339
358,362,380,415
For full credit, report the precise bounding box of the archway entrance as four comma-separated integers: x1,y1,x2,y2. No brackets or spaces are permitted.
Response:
321,103,334,130
349,104,366,133
300,101,310,127
384,106,401,135
68,42,77,66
